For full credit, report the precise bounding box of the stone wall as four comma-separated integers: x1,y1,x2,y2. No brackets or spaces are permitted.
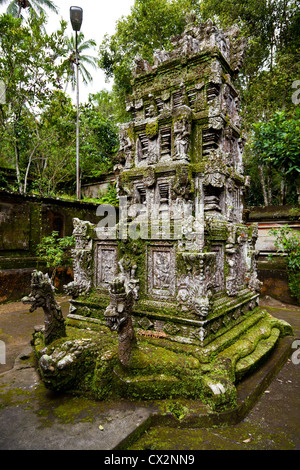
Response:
1,192,299,305
247,205,300,304
0,190,100,302
81,173,115,199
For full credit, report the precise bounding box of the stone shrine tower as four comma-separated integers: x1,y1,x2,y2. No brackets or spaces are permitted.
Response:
85,16,261,346
37,17,293,409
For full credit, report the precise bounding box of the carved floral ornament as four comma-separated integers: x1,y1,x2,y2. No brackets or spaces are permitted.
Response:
203,172,225,188
142,167,156,188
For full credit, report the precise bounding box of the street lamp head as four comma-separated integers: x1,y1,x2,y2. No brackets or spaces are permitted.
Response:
70,6,83,32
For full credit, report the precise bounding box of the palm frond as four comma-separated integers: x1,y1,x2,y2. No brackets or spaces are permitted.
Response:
31,0,58,14
80,64,94,85
6,1,18,16
3,0,58,17
79,55,98,68
63,31,98,87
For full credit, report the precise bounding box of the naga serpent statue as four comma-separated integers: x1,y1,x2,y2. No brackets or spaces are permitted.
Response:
22,270,66,345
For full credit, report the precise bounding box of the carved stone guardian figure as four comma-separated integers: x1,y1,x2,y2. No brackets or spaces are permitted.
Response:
104,278,137,368
173,106,192,161
22,271,66,345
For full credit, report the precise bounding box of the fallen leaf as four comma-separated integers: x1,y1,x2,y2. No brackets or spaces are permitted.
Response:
243,438,251,443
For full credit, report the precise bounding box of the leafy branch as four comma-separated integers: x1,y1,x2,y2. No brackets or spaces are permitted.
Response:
269,225,300,304
36,231,75,282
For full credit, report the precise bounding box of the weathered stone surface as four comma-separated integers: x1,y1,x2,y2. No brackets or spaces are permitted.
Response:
22,271,66,345
0,202,30,250
64,218,94,297
36,16,293,411
104,278,137,368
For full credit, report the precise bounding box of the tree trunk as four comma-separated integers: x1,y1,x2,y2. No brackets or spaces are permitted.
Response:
23,157,32,195
258,165,268,206
280,178,286,205
14,143,23,194
267,165,273,205
23,144,38,194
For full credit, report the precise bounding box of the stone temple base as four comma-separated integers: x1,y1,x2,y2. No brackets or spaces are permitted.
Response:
69,288,260,347
32,306,293,411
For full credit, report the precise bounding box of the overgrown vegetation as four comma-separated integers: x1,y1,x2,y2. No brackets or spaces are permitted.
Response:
0,11,118,198
247,109,300,206
99,0,300,205
97,182,119,206
269,226,300,304
0,1,299,206
36,231,75,281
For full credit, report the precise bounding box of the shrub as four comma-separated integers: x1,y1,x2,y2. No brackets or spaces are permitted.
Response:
269,225,300,304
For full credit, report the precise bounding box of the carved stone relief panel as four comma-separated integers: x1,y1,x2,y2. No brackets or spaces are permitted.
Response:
147,244,175,298
222,84,240,126
134,97,144,121
95,242,118,288
173,106,192,162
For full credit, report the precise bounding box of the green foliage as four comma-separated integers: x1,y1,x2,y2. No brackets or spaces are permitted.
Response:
36,231,75,280
88,90,116,119
97,182,119,207
62,32,98,89
1,0,58,18
251,109,300,177
0,12,70,194
0,171,8,189
0,12,115,198
245,109,300,206
165,402,189,421
98,0,196,121
269,225,300,304
79,102,118,181
28,91,77,196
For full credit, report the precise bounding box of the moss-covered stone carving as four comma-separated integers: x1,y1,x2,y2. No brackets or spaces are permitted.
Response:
104,277,138,368
31,16,293,411
22,270,66,345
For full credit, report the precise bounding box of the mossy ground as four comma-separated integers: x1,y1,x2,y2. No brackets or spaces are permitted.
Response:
128,421,296,450
27,305,292,416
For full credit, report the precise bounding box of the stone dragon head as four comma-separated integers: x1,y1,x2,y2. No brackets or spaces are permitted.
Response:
22,271,55,312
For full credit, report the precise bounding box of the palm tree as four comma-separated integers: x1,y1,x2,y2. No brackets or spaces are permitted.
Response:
64,33,98,90
0,0,58,18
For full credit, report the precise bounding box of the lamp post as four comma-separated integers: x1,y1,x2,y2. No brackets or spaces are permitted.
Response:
70,6,83,200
